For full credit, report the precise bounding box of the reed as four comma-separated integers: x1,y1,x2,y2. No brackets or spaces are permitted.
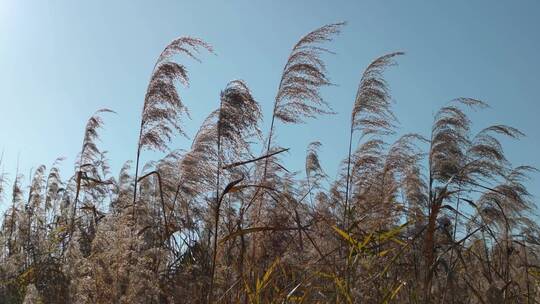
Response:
0,23,538,304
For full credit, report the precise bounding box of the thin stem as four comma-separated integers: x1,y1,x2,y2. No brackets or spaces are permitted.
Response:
208,99,224,303
344,126,354,231
136,171,169,244
132,124,143,219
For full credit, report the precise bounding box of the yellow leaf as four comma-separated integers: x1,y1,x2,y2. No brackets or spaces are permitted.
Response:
332,226,358,248
261,258,279,288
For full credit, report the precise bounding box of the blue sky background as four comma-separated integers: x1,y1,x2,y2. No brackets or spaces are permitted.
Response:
1,1,539,209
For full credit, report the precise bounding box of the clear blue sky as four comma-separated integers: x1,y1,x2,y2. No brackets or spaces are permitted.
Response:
1,1,539,206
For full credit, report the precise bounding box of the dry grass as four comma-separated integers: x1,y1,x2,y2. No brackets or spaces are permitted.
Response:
0,23,539,304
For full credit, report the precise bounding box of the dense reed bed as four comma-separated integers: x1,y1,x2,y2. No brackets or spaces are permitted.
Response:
1,23,539,303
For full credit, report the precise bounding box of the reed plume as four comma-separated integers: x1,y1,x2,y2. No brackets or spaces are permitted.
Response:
79,109,115,170
344,52,403,229
263,22,344,176
133,37,213,204
305,141,326,205
305,141,325,183
0,153,5,202
45,157,65,215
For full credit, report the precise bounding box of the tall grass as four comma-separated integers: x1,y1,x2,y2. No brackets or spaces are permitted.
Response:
0,23,539,304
